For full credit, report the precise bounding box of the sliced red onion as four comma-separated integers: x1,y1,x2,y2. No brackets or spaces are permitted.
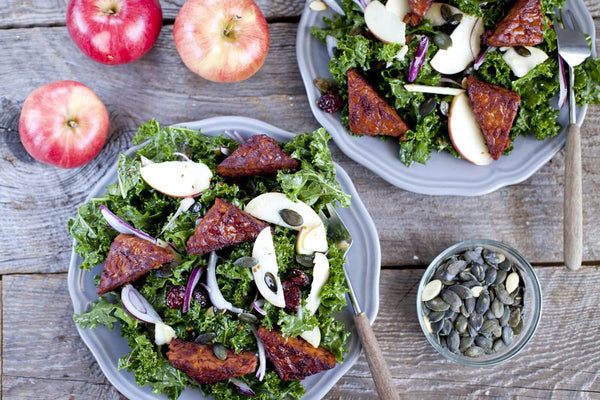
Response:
204,252,245,314
438,77,463,87
159,196,195,237
326,35,339,59
100,205,156,244
557,55,567,109
323,0,345,15
408,36,429,82
253,300,266,316
183,266,204,313
353,0,370,11
474,46,495,70
250,325,266,381
229,377,256,396
121,284,162,324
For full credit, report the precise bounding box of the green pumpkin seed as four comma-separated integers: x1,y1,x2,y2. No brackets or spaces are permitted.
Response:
514,46,531,57
465,346,484,357
238,312,258,324
426,297,450,311
195,332,216,344
313,77,338,94
433,32,452,50
264,272,278,293
295,254,315,268
419,97,437,116
422,279,442,302
234,256,259,269
212,344,228,360
502,326,514,346
279,208,303,227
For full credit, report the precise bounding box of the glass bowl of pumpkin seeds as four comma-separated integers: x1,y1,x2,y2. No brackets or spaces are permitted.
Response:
417,239,542,366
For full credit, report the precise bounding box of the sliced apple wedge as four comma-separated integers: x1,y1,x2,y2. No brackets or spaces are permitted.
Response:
252,227,286,308
385,0,410,19
404,84,465,96
300,252,330,347
245,192,328,255
424,3,462,26
300,326,321,348
502,46,549,78
448,92,493,165
140,160,212,198
430,14,484,75
364,0,406,45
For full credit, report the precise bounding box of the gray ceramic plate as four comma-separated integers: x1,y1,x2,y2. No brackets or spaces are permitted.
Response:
68,116,381,400
296,0,596,196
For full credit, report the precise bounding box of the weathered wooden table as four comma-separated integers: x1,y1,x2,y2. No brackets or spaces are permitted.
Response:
1,0,600,398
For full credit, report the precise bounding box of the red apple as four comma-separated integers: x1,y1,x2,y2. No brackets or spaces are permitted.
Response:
19,80,110,168
173,0,270,83
66,0,162,65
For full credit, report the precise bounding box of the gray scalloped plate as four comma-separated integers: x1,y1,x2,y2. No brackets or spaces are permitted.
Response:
296,0,596,196
68,116,381,400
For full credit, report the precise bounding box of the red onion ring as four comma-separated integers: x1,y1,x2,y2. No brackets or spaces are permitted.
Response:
100,205,156,244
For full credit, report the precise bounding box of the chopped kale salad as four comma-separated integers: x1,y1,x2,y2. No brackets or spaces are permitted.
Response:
68,120,352,400
311,0,600,166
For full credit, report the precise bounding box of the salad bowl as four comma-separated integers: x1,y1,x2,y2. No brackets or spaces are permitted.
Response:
68,116,381,400
296,0,596,196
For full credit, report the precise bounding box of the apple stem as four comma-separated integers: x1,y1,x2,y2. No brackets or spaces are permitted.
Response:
223,15,242,38
68,119,78,129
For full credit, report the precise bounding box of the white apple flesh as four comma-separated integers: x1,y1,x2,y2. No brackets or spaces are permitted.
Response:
18,80,109,168
448,92,493,165
299,252,330,347
430,14,484,75
385,0,410,19
140,160,212,197
252,227,286,308
364,0,406,45
424,3,462,26
173,0,270,82
501,46,549,78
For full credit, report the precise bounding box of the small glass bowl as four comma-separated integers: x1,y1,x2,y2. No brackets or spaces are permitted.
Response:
417,239,542,366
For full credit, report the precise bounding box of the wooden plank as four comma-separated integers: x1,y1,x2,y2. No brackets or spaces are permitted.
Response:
0,0,304,29
4,268,600,398
0,0,597,29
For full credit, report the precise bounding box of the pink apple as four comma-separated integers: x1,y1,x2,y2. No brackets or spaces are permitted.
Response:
173,0,270,83
66,0,162,65
19,80,110,168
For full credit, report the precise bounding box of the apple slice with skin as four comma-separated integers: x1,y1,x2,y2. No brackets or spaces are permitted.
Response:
140,159,212,197
245,192,328,255
430,14,484,75
448,92,493,165
385,0,410,19
501,46,549,78
299,252,330,347
364,0,406,45
252,227,286,308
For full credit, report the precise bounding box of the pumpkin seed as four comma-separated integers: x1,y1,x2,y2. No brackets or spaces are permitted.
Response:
484,267,497,284
465,346,484,357
422,279,443,302
514,46,531,57
475,335,493,351
212,343,228,360
195,332,216,344
491,298,504,318
433,32,452,50
502,326,514,346
419,97,437,116
429,311,446,323
471,285,484,297
295,254,315,268
475,291,490,314
426,297,450,311
441,289,462,311
470,263,485,281
238,312,258,324
313,78,338,94
483,249,505,266
455,315,468,334
506,271,520,294
234,256,259,269
448,284,473,299
264,272,278,293
279,209,303,227
447,330,460,353
508,307,521,328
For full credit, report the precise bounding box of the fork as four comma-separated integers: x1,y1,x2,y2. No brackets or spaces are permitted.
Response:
553,7,591,271
322,203,400,400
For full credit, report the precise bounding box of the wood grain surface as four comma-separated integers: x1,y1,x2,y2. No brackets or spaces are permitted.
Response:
1,0,600,399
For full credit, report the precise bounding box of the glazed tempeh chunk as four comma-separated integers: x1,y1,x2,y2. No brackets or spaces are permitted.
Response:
466,75,521,160
483,0,543,47
347,68,409,138
257,326,336,381
166,339,257,384
403,0,434,26
97,234,174,295
217,134,298,178
186,198,269,255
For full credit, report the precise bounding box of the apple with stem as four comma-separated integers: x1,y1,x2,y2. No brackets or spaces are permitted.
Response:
18,80,110,168
66,0,163,65
173,0,270,82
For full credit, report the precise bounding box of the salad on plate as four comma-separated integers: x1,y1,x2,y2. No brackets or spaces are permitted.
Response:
68,120,354,400
310,0,600,166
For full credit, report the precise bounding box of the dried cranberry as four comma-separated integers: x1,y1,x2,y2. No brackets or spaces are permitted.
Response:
283,280,302,314
286,268,310,287
317,93,343,113
166,285,186,309
192,285,210,308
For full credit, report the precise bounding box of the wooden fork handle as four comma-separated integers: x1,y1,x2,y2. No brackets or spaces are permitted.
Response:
354,312,400,400
564,122,583,271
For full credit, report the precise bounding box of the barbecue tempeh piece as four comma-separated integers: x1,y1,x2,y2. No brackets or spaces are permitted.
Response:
186,198,269,255
217,134,298,179
97,233,174,295
347,68,409,138
257,326,336,381
167,339,257,384
466,75,521,160
483,0,543,47
403,0,434,26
